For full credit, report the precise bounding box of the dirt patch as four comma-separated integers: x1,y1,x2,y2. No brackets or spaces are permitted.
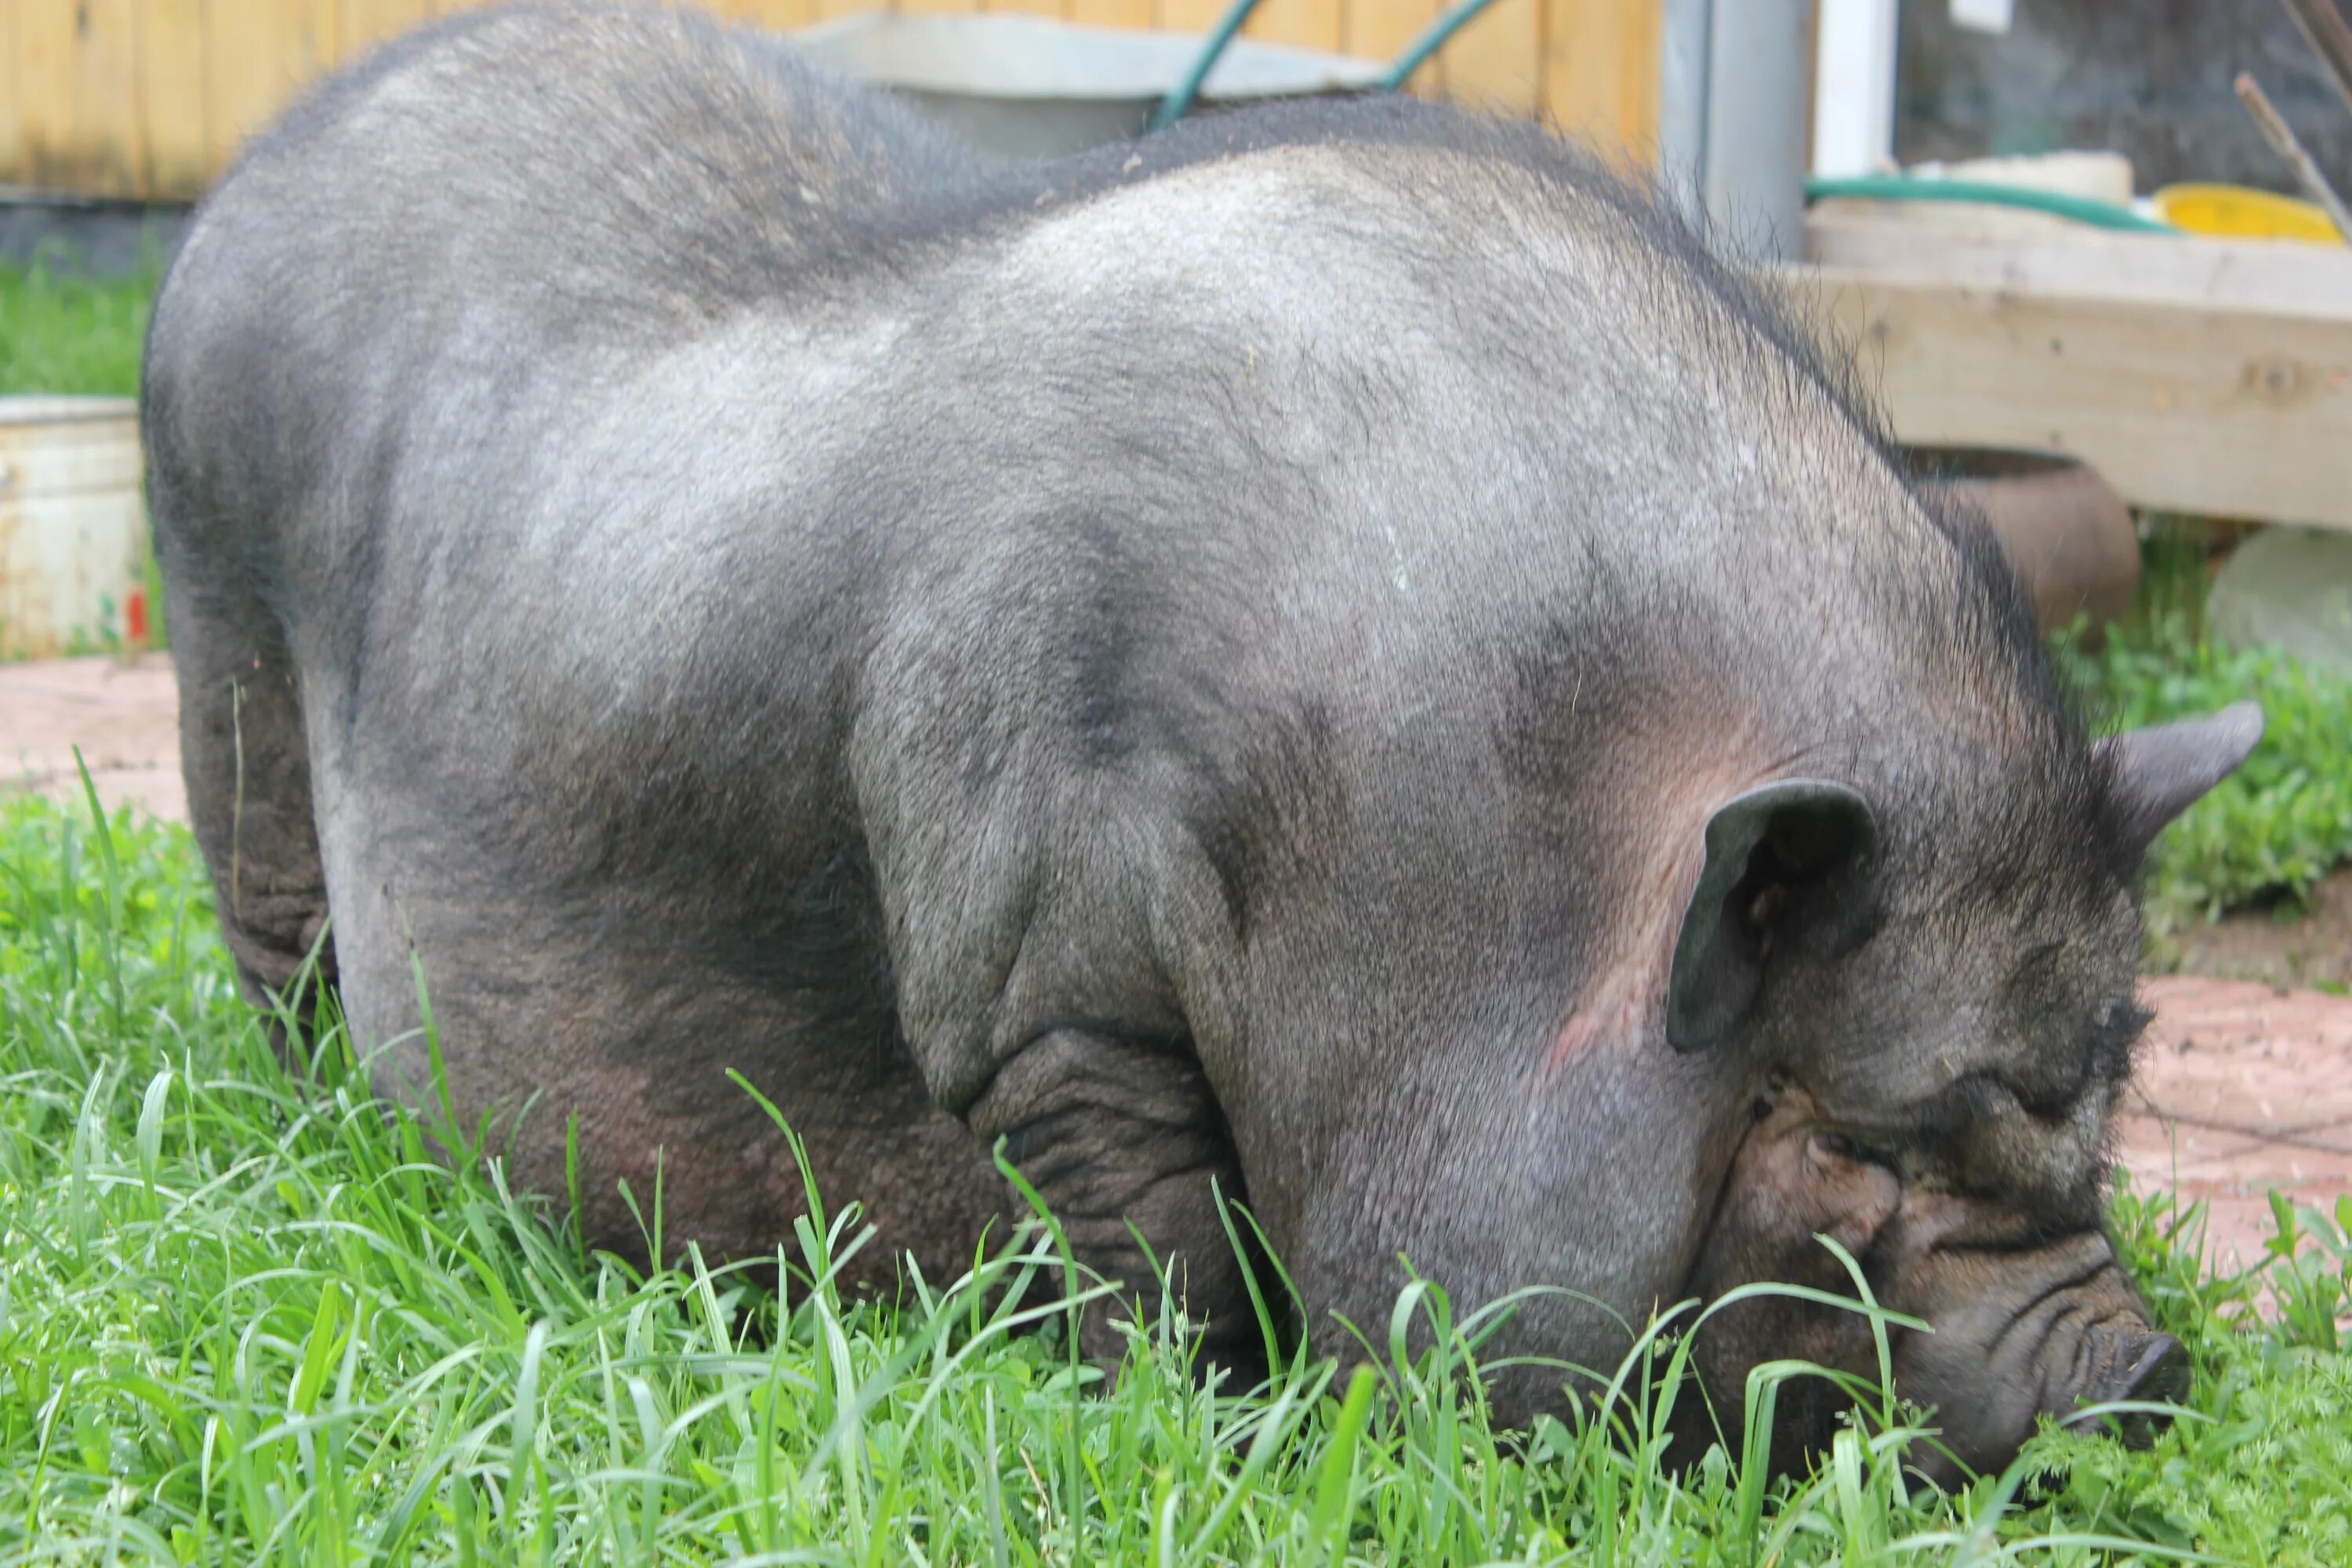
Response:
2124,977,2352,1271
2161,867,2352,993
0,652,185,822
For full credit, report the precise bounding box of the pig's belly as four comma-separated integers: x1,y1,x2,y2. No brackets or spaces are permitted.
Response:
310,772,1010,1288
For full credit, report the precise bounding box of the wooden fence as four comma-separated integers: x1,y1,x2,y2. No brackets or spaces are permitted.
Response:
1,0,1664,202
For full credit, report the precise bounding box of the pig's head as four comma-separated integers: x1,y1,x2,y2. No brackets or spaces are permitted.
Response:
1653,702,2263,1480
1197,653,2258,1488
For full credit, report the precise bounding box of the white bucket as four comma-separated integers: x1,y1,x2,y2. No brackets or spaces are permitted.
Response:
786,13,1387,162
0,396,149,660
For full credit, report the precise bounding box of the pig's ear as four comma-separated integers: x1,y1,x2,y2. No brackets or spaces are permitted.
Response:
2095,702,2263,858
1667,780,1882,1052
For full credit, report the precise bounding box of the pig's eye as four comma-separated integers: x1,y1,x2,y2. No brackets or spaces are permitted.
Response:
1814,1131,1899,1170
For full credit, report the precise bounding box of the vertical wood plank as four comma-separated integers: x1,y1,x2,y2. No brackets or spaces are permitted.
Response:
309,0,345,66
341,0,437,59
1243,0,1343,53
16,2,79,191
1067,0,1152,30
1542,0,1661,162
76,0,149,198
12,0,148,198
701,0,819,31
808,0,877,24
989,0,1073,22
137,0,211,200
204,0,333,173
0,0,22,189
1440,0,1541,118
1345,0,1447,96
1156,0,1227,38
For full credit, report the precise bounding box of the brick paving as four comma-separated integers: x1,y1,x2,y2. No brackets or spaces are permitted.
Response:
0,653,185,824
6,655,2348,1272
2127,976,2352,1269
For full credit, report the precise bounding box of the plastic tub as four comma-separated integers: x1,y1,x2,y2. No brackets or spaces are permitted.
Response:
0,397,148,659
785,13,1386,161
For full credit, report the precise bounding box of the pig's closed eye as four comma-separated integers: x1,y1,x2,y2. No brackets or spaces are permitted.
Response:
1813,1131,1899,1171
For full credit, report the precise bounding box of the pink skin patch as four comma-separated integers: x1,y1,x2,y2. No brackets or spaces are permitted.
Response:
1541,976,1648,1080
1534,738,1820,1083
1538,837,1704,1081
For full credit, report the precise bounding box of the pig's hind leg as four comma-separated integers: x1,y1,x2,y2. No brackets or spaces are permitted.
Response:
154,511,336,1040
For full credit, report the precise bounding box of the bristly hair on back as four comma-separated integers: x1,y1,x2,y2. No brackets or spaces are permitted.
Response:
1120,97,2140,892
946,89,2132,851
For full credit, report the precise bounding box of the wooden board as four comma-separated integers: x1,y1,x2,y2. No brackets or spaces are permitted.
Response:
1243,0,1346,53
138,0,211,198
703,0,822,28
1343,0,1445,96
1442,0,1543,120
3,0,1667,198
1796,263,2352,532
0,2,20,188
1066,0,1154,32
15,2,82,192
81,0,148,196
205,1,336,173
1144,0,1218,37
1805,213,2352,314
340,0,439,57
1543,0,1660,161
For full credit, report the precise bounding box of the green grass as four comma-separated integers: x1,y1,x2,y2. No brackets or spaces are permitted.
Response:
2056,514,2352,942
5,787,2351,1564
2061,613,2352,939
0,258,158,399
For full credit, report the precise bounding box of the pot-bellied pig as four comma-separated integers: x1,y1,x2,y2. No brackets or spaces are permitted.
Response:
141,0,2259,1480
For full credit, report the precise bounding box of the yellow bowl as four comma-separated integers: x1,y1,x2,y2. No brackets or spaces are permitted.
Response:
2152,183,2344,245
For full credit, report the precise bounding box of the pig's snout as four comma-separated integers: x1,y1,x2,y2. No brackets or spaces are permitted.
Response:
2056,1325,2190,1446
1674,1094,2190,1484
1886,1218,2190,1485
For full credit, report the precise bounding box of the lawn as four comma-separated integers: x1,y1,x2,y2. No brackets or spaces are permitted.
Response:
4,788,2352,1564
2060,611,2352,945
0,259,157,400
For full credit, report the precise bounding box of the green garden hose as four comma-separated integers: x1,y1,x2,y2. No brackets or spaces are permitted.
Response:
1150,0,1509,134
1377,0,1511,93
1803,175,2180,234
1151,28,2173,255
1149,0,1273,133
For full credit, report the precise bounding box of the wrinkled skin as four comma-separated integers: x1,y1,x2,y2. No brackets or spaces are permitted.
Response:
1672,1089,2188,1480
141,0,2257,1484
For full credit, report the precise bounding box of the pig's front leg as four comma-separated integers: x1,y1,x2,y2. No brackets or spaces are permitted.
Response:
964,1028,1267,1379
